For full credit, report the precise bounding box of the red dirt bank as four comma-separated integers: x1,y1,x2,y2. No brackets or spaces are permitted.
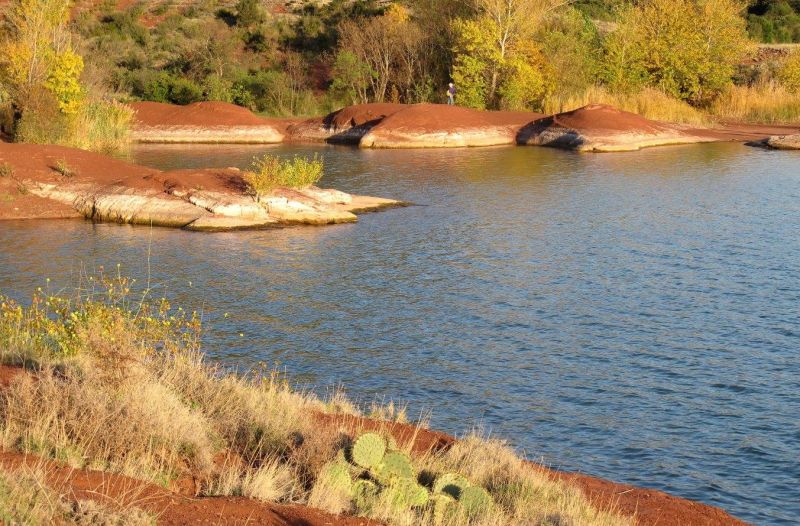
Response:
131,100,800,150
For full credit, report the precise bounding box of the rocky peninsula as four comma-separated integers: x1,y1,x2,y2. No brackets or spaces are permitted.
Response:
0,143,400,229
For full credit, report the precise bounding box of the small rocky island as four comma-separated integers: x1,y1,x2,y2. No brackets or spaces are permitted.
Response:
0,143,400,229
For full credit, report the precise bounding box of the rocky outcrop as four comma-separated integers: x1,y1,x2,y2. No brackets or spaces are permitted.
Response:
0,143,401,229
766,134,800,149
517,104,716,152
129,101,800,152
287,103,542,148
132,125,286,144
286,103,406,144
359,104,542,148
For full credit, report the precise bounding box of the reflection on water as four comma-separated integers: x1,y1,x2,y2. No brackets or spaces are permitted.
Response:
1,142,799,525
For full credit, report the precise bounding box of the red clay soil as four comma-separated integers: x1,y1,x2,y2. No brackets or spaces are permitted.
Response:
131,101,273,127
0,451,376,526
691,121,800,142
376,103,543,131
0,142,257,220
324,103,407,129
535,104,668,134
526,103,800,143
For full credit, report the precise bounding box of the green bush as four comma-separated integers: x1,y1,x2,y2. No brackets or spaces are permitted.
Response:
244,154,324,199
601,0,751,104
129,71,204,105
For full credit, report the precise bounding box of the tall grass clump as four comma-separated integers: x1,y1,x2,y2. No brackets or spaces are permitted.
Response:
69,100,134,155
0,275,630,526
544,86,710,126
709,82,800,123
243,154,324,200
16,99,133,156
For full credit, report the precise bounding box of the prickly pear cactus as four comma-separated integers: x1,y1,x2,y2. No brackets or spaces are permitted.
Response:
433,472,471,499
351,432,387,469
376,451,414,481
384,477,430,509
320,461,353,492
430,492,457,521
459,485,492,518
353,479,380,512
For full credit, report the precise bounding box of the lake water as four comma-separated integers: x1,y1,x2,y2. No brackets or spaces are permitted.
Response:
1,143,798,524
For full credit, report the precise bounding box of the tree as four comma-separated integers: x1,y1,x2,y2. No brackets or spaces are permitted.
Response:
451,0,561,109
330,51,372,104
335,6,426,103
0,0,83,113
602,0,751,104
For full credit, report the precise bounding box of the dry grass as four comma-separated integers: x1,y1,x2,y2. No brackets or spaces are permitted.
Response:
0,276,631,526
0,464,154,525
544,86,710,126
709,82,800,123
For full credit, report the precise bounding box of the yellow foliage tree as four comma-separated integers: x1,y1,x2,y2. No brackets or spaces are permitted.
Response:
0,0,83,114
451,0,562,109
602,0,751,104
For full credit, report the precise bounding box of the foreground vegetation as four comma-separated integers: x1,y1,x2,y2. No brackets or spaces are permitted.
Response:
0,274,630,525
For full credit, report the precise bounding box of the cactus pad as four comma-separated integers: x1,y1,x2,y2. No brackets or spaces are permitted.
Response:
320,461,352,492
384,478,430,509
352,479,379,512
377,451,414,481
430,493,457,520
351,432,386,469
433,472,470,499
459,486,492,518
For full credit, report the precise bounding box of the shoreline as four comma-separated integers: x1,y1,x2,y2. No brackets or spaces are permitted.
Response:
130,101,800,152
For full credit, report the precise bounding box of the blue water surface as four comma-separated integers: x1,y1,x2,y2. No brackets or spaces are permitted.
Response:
0,142,798,524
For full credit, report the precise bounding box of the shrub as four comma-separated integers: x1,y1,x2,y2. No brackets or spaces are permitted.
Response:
0,163,13,178
69,100,133,155
777,49,800,91
243,154,324,199
53,160,76,178
710,82,800,122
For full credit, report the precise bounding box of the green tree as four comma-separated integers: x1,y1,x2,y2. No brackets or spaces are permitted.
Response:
451,18,493,108
451,0,562,109
330,51,373,105
602,0,751,104
0,0,82,113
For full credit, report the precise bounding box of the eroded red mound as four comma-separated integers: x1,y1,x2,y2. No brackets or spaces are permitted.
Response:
324,103,407,129
377,103,542,131
542,104,667,134
131,101,271,127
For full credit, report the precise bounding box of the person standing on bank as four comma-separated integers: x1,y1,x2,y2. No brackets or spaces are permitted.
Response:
447,82,456,105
